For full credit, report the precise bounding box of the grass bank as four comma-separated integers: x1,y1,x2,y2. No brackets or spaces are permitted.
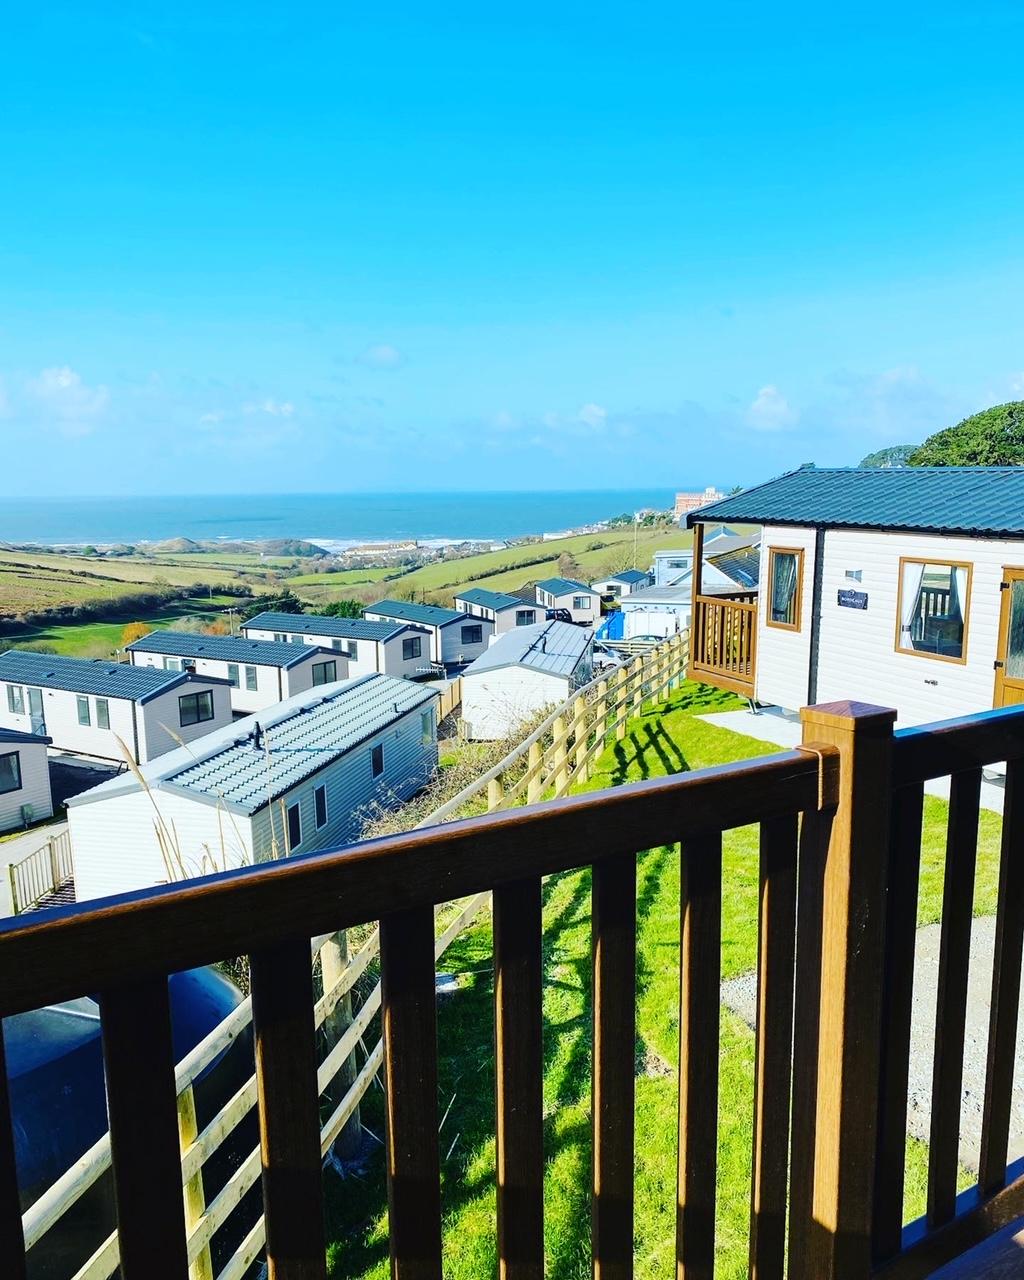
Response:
323,683,991,1276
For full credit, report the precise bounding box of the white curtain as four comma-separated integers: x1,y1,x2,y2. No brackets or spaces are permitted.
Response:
950,565,968,621
771,553,797,622
900,561,926,643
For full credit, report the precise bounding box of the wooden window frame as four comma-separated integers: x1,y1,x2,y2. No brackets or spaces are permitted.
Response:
894,556,973,667
765,547,805,632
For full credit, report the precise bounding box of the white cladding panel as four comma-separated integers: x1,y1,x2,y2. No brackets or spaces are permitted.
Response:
814,529,1024,725
438,618,494,666
245,627,404,680
249,704,438,859
132,650,343,714
621,600,689,639
137,681,235,761
70,787,255,902
754,526,818,710
0,741,53,833
0,686,139,761
462,667,569,740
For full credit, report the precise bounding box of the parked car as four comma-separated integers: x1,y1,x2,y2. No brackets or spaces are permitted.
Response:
545,608,573,623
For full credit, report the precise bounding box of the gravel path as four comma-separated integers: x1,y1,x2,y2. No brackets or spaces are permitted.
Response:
722,915,1024,1172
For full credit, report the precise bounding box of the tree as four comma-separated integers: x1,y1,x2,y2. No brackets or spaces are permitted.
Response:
859,445,918,468
320,599,364,619
909,401,1024,466
240,591,304,622
121,621,151,646
557,551,583,581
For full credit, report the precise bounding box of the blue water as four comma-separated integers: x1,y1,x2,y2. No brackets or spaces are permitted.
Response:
0,491,676,547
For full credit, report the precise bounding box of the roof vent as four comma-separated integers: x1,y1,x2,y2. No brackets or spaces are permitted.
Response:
252,723,263,753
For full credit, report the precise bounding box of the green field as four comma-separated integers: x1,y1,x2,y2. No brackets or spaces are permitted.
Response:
0,596,243,658
324,683,984,1277
291,526,696,607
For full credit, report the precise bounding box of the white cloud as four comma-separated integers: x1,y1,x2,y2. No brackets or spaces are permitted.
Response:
242,399,295,417
1010,372,1024,395
198,411,224,425
25,366,109,437
577,402,607,428
357,343,404,370
746,384,798,432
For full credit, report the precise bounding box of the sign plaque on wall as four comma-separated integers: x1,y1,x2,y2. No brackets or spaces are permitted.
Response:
837,589,868,610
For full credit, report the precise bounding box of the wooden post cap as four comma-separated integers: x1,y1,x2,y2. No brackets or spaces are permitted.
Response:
801,702,897,732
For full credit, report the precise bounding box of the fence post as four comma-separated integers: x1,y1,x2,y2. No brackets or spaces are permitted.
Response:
487,776,503,811
793,701,896,1280
320,932,362,1160
552,714,569,796
48,837,60,892
177,1085,214,1280
527,740,544,804
615,666,628,741
7,863,18,916
570,695,588,783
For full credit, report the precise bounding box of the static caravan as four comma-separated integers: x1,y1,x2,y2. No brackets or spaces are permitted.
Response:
0,651,233,764
67,674,440,902
240,610,427,680
364,599,493,669
461,620,593,740
127,631,345,715
686,466,1024,726
453,588,540,636
533,578,600,626
590,569,652,600
0,727,53,835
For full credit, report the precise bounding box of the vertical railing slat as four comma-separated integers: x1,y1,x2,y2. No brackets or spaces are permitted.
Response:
250,939,327,1280
380,905,443,1279
749,814,798,1280
494,876,544,1280
0,1023,26,1280
592,853,637,1280
979,757,1024,1194
928,768,982,1228
99,977,189,1279
676,830,722,1279
872,782,925,1261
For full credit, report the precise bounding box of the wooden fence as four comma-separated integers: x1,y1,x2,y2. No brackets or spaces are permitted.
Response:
689,592,757,698
12,633,688,1280
2,696,1022,1279
8,829,74,915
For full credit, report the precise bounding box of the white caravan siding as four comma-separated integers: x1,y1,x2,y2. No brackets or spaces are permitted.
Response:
0,741,53,832
70,787,255,902
1,687,139,761
137,681,234,761
754,525,819,710
131,651,342,715
245,627,426,681
438,620,492,666
249,706,438,859
813,530,1024,725
462,667,570,741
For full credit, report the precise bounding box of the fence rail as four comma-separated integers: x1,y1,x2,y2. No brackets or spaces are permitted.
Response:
8,828,73,915
10,634,688,1280
4,698,1023,1279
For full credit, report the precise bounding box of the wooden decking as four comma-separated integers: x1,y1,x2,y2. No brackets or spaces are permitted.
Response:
1,698,1024,1278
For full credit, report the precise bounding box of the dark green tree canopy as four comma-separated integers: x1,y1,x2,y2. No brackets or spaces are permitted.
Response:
909,401,1024,466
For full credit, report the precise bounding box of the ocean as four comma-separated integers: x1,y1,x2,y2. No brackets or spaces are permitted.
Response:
0,490,677,547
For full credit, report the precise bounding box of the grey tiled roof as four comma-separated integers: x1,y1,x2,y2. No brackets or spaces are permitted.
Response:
464,621,591,678
595,569,650,585
127,631,327,668
688,467,1024,537
367,599,463,627
0,650,193,703
534,577,592,596
453,588,524,612
243,611,407,642
68,675,439,815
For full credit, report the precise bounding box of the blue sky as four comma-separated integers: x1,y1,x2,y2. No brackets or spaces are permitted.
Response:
3,2,1024,496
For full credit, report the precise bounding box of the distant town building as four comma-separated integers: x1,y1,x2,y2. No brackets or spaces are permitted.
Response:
674,487,726,520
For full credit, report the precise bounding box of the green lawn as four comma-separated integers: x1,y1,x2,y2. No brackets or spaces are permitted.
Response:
324,683,990,1277
0,596,244,658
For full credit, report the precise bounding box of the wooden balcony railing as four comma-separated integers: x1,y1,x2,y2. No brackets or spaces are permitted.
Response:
688,592,758,697
7,829,74,915
1,699,1023,1279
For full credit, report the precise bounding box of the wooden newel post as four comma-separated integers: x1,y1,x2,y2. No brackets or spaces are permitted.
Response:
795,701,896,1280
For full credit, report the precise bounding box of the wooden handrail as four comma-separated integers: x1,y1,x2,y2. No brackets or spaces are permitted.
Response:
6,695,1024,1280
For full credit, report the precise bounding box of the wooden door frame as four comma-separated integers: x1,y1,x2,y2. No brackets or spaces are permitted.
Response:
993,566,1024,707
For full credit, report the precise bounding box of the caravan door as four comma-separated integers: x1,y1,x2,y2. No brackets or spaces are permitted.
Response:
994,567,1024,707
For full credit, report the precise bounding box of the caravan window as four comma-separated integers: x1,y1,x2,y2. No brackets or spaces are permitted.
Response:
896,559,971,662
0,752,22,795
767,548,803,630
6,685,24,715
